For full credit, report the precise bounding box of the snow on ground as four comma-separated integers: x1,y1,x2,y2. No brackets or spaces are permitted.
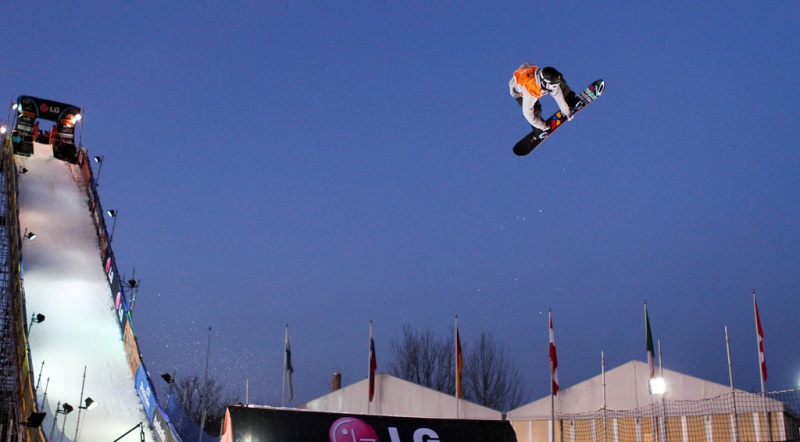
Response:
17,143,154,442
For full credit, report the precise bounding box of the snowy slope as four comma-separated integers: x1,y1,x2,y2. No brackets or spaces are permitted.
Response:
17,143,154,442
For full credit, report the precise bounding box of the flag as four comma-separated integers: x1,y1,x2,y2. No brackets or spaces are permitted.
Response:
369,321,377,402
549,310,559,396
284,325,294,402
645,302,655,379
754,293,767,383
455,319,463,398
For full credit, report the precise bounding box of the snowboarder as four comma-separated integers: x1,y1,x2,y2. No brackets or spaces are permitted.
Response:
509,63,578,132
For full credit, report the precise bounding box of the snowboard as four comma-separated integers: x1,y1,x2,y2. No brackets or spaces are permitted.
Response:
513,79,605,156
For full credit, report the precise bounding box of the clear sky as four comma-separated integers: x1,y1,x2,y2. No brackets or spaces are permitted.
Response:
3,1,798,406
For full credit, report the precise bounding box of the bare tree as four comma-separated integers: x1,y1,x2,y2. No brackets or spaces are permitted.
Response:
176,374,239,436
388,325,529,412
387,324,454,394
463,332,529,412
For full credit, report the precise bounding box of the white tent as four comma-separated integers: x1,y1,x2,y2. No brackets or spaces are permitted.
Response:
509,360,783,418
507,360,791,442
297,373,503,420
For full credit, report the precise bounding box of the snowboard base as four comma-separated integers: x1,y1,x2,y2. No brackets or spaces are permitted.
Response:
513,79,604,156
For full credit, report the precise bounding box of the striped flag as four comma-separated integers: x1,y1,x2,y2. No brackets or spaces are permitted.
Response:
753,292,767,383
549,309,559,396
645,302,655,379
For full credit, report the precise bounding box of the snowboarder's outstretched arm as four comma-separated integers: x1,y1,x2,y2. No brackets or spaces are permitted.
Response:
549,85,572,120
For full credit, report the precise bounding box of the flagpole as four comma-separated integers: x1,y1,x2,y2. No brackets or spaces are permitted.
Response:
549,308,555,442
368,320,377,413
454,314,460,419
657,339,666,442
282,324,288,407
725,325,739,442
368,320,371,414
602,351,607,442
644,302,657,442
753,291,766,396
644,301,654,381
753,290,771,441
199,326,211,442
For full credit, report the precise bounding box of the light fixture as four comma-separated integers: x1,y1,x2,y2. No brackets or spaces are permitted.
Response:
23,412,46,428
29,313,45,331
649,377,667,395
161,373,173,384
58,403,73,442
19,166,28,174
49,401,72,441
93,155,104,186
106,209,118,242
73,366,93,441
81,397,98,410
23,228,36,240
1,126,7,134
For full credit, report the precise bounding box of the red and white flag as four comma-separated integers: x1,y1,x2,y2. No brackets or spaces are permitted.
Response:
753,293,767,384
549,309,559,396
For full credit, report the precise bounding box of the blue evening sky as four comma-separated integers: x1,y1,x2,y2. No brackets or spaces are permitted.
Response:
2,1,798,404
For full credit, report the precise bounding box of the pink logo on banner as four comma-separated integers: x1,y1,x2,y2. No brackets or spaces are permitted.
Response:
329,417,379,442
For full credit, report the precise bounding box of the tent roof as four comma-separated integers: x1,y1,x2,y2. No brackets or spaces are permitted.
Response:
508,360,782,419
297,373,503,420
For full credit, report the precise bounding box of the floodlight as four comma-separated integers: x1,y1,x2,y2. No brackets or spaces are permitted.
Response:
23,412,46,428
106,210,118,242
61,403,73,414
81,397,98,410
161,373,173,384
25,232,36,240
649,377,667,395
30,313,45,326
92,155,105,186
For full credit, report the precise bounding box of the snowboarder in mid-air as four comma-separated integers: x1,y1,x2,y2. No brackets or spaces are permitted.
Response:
509,63,579,132
509,63,605,156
